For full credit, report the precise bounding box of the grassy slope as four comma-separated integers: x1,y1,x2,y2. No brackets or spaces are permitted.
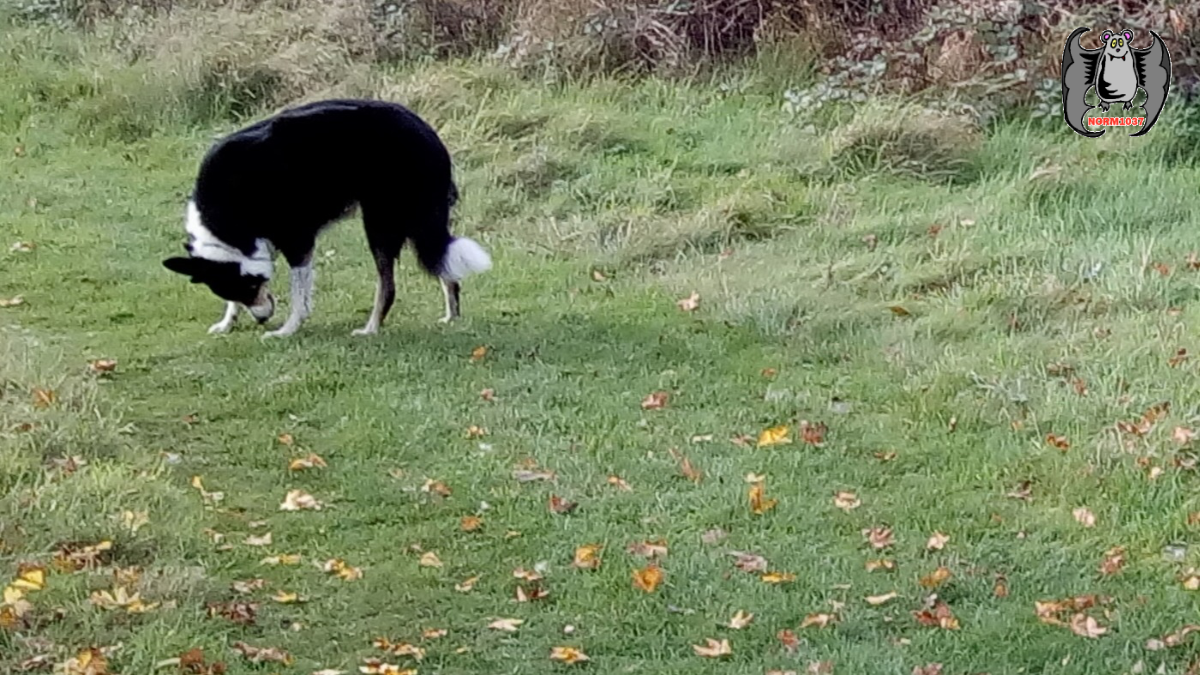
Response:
4,21,1200,675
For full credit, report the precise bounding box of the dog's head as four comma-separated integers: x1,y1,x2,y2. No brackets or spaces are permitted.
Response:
163,256,276,323
164,200,276,323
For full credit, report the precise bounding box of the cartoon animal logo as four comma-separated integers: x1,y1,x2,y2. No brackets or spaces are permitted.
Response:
1060,27,1172,137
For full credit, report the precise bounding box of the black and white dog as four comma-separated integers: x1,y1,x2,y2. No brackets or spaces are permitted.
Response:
162,98,491,338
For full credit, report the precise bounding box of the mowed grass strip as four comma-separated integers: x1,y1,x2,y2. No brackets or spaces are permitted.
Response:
4,22,1200,675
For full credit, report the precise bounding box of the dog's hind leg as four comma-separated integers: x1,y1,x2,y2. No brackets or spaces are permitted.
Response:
438,279,460,323
208,301,240,334
353,206,403,336
262,252,315,339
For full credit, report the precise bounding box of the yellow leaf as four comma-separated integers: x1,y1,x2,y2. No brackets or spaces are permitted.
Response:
692,638,731,658
469,346,488,362
10,565,45,592
260,554,301,566
272,591,302,604
919,566,953,589
748,480,778,515
549,646,590,664
460,515,483,532
32,388,56,409
572,544,602,570
322,558,363,580
632,564,663,593
121,510,149,533
756,425,791,447
761,571,796,584
865,559,895,572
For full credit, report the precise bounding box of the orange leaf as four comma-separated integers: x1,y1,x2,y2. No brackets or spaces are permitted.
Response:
865,559,895,572
607,475,632,491
632,564,663,593
919,566,952,589
912,601,959,630
748,479,778,515
799,421,827,446
288,453,327,471
549,646,589,664
460,516,483,532
1045,434,1069,450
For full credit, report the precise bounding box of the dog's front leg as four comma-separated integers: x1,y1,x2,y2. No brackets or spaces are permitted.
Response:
208,302,239,334
263,257,314,339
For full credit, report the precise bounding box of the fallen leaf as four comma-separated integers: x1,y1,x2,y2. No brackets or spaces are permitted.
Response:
421,479,451,497
480,388,496,401
372,638,425,660
322,558,363,580
244,533,272,547
668,447,702,483
777,629,800,654
1181,571,1200,590
465,424,487,439
359,658,416,675
573,544,602,570
865,559,895,572
701,528,727,545
32,388,55,409
730,551,768,574
833,491,861,512
1171,348,1190,367
676,292,700,312
627,539,668,558
1146,624,1200,650
727,609,754,629
10,564,46,592
799,421,827,445
800,613,837,629
1072,507,1096,528
88,359,117,374
418,552,443,568
52,541,112,572
874,451,897,462
925,532,950,551
549,646,589,664
1007,481,1033,501
279,489,322,511
748,478,778,515
1069,612,1107,638
692,638,731,658
58,648,110,675
1045,434,1070,450
1099,546,1125,576
912,665,944,675
549,494,578,514
232,641,293,665
641,391,669,410
632,564,663,593
919,566,952,589
865,591,900,606
207,600,258,625
232,578,267,594
422,628,448,639
862,526,894,550
454,574,481,592
756,425,791,448
888,305,911,316
1174,426,1196,445
10,241,34,253
288,453,327,471
912,601,959,630
591,269,607,282
260,554,301,566
993,573,1009,598
761,571,796,584
272,591,302,604
607,475,632,491
469,346,488,362
487,618,523,632
512,468,556,482
460,515,483,532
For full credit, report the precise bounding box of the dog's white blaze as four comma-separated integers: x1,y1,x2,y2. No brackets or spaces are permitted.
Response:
184,200,274,279
440,237,492,282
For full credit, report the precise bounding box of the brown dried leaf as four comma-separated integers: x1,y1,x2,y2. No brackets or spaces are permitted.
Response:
549,646,590,664
231,642,292,665
632,564,663,593
1099,546,1125,576
1069,613,1107,638
572,544,602,570
919,566,952,589
641,391,669,410
627,540,668,559
676,292,701,312
730,551,768,574
833,491,861,512
862,526,894,550
800,613,837,629
692,638,731,658
549,494,578,514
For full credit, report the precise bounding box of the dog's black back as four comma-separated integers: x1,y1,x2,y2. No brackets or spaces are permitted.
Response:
193,98,456,269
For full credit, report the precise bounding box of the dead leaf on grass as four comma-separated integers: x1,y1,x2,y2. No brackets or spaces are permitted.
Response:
1072,507,1096,528
692,638,731,658
1069,613,1107,638
487,618,523,632
730,551,768,574
279,489,322,511
676,292,700,312
756,425,791,448
632,564,664,593
572,544,602,570
549,646,589,664
627,539,668,558
925,532,950,551
1099,547,1125,576
641,391,669,410
726,609,754,629
833,491,861,511
863,527,894,550
919,566,952,589
232,642,292,665
288,453,327,471
865,591,900,606
800,613,838,629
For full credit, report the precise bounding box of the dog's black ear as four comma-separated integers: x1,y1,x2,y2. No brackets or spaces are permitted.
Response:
163,257,199,276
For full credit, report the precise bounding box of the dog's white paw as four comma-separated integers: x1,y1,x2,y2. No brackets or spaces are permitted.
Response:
208,322,234,335
351,326,377,336
437,315,456,324
261,327,297,339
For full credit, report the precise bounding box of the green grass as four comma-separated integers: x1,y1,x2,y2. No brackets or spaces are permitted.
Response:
5,19,1200,675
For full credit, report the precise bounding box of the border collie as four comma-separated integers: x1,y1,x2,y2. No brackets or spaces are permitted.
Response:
162,98,491,338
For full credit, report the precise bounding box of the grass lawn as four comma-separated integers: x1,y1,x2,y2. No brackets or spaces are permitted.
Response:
4,23,1200,675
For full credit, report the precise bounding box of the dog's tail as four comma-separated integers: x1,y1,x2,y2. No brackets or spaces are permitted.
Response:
409,181,492,282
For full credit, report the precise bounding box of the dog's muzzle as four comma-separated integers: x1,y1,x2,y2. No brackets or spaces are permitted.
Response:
247,293,275,324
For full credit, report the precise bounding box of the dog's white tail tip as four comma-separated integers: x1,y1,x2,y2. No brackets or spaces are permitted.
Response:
440,236,492,282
